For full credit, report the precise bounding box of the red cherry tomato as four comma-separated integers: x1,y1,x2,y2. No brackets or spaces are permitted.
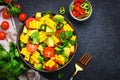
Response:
25,18,35,29
4,0,12,3
1,21,9,30
14,4,22,10
2,9,11,19
18,13,27,22
27,43,39,53
0,31,6,40
43,47,55,58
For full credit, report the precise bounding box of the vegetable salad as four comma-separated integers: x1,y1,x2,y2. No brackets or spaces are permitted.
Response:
19,12,77,71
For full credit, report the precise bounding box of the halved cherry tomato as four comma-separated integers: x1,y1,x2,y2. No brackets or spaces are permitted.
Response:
18,13,27,22
14,4,22,10
0,31,6,40
1,21,9,30
26,18,35,29
43,47,55,58
27,43,39,53
2,9,11,19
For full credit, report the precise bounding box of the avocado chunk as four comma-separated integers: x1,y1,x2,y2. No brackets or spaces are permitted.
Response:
34,63,42,70
23,26,28,33
63,47,71,58
35,12,42,19
46,37,54,47
46,26,54,35
53,14,64,23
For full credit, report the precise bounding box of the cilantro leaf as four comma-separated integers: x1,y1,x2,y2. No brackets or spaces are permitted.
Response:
65,31,73,39
30,30,39,44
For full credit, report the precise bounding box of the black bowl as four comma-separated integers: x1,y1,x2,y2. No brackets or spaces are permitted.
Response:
17,12,78,72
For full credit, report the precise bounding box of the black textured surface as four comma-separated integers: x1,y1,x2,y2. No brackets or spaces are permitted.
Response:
18,0,120,80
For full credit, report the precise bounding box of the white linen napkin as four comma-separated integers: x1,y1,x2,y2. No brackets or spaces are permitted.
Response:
0,5,48,80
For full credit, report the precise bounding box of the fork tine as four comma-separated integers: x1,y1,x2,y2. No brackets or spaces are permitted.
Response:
84,55,92,66
79,51,89,62
79,51,92,66
80,52,90,64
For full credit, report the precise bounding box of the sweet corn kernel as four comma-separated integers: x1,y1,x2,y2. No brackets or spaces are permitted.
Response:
63,24,73,31
70,35,76,41
56,55,65,65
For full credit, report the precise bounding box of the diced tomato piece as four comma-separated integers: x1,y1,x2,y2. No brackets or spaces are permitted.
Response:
27,43,39,52
55,29,64,37
79,0,85,3
72,11,79,17
78,8,86,18
74,0,85,3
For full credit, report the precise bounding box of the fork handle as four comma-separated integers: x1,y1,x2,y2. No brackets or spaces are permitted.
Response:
69,70,78,80
69,77,73,80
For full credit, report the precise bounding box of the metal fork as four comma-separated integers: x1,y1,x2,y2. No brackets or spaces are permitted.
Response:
70,51,92,80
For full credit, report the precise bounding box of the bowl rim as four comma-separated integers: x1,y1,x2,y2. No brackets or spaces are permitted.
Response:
69,0,93,21
17,12,78,72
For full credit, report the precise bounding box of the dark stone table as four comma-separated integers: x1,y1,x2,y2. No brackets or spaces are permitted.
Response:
17,0,120,80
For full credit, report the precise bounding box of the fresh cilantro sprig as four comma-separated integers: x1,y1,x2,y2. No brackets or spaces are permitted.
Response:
7,3,21,16
0,0,21,16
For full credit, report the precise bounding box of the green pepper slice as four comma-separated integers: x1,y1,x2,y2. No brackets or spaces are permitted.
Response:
56,22,64,30
59,6,66,15
70,4,74,11
81,2,90,10
40,24,46,31
85,9,91,17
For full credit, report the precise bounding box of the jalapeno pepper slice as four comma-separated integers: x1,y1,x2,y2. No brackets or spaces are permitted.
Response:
85,9,91,17
59,6,66,15
81,2,90,10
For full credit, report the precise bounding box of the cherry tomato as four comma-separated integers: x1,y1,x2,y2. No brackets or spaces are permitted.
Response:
0,31,6,40
14,4,22,10
43,47,55,58
27,43,39,52
18,13,27,22
2,9,11,19
1,21,9,30
44,60,57,71
4,0,12,3
25,18,35,29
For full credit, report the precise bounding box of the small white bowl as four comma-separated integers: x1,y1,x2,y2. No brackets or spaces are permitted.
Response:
69,0,92,21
